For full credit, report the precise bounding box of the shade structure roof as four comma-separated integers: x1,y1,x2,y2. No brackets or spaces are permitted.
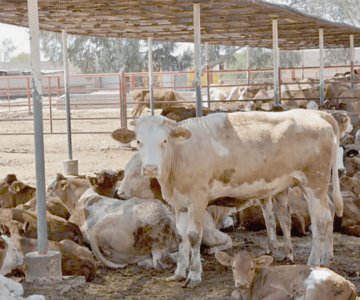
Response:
1,0,360,50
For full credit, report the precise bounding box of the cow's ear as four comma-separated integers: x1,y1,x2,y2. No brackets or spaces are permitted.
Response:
112,128,135,144
117,169,125,181
10,181,25,193
87,176,98,187
215,252,233,266
60,180,69,191
255,255,273,267
56,173,66,181
170,127,191,142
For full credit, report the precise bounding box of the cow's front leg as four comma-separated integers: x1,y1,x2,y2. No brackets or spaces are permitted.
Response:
166,210,189,282
184,200,207,288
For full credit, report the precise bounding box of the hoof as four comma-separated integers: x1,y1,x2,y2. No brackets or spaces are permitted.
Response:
166,274,185,282
182,277,201,289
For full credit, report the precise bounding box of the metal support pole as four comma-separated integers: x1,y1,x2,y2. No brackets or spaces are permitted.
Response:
148,37,154,116
48,76,53,134
272,19,280,106
62,30,73,160
301,50,305,80
319,28,324,105
193,2,202,117
120,69,127,129
350,34,354,88
26,77,31,114
246,46,250,85
205,42,210,109
27,0,48,255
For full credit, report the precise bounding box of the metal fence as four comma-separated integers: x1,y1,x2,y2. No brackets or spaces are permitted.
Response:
0,64,359,135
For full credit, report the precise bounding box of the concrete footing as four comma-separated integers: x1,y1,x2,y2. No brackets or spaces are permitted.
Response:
25,250,62,283
62,159,79,176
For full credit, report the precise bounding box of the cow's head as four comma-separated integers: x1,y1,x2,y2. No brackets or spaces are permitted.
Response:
215,251,273,291
117,153,154,200
331,111,353,138
112,115,191,178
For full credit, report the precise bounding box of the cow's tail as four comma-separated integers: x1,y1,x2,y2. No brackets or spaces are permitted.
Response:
321,113,343,217
89,216,127,269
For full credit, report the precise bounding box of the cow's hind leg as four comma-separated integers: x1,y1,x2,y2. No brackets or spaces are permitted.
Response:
259,197,277,255
273,192,294,261
303,186,332,266
322,195,335,265
202,210,232,254
166,211,189,282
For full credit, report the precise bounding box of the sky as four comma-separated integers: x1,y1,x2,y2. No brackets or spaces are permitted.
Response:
0,23,30,55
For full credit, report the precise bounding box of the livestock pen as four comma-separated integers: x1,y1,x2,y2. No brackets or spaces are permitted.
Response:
1,65,359,135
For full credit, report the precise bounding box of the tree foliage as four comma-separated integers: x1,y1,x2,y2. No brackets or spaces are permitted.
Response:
0,39,16,62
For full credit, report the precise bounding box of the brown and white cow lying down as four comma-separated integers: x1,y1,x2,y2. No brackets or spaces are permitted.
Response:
69,174,179,270
112,109,342,288
0,272,44,300
0,174,36,208
0,208,83,245
216,251,356,300
130,89,186,117
0,222,96,281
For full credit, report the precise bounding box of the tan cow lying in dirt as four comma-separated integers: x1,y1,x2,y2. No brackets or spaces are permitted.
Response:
0,174,36,208
70,173,179,270
130,89,186,117
0,221,96,281
216,251,356,300
0,208,83,245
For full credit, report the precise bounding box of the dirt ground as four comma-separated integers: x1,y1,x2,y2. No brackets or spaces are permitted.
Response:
1,108,360,299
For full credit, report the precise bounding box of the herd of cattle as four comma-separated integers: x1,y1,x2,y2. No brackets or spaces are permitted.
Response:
129,71,360,117
2,88,360,298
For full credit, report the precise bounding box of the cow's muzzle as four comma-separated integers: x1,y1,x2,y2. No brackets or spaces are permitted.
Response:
142,165,159,177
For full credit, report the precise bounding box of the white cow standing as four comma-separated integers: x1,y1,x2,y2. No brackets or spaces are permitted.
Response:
112,109,343,288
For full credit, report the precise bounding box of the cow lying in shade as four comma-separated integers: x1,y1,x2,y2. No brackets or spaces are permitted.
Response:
0,273,44,300
70,173,179,269
0,174,36,208
0,221,96,281
216,251,356,300
0,208,83,245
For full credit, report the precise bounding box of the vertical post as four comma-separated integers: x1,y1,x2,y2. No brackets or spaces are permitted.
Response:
62,30,73,160
350,34,354,88
48,76,53,134
205,42,210,109
319,28,324,105
246,46,250,85
272,18,280,106
148,37,154,116
26,77,31,114
120,69,127,129
193,2,202,117
27,0,48,255
301,49,305,80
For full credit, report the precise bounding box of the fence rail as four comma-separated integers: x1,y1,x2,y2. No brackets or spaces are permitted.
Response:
0,64,359,135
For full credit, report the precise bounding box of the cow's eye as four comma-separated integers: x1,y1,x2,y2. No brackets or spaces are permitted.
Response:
136,140,142,147
137,140,140,144
163,139,167,143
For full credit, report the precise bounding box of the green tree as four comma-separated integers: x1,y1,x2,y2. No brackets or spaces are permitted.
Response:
10,52,31,63
0,39,16,62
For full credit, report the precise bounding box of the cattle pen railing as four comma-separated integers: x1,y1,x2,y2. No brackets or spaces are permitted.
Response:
0,64,359,135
